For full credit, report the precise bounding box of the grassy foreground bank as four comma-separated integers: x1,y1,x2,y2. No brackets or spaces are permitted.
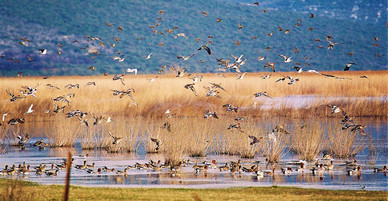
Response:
1,179,387,201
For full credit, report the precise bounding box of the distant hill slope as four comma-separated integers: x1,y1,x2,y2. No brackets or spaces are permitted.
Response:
225,0,387,25
0,0,386,76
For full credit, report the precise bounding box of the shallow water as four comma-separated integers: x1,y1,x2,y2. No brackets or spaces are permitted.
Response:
250,95,388,110
0,118,387,191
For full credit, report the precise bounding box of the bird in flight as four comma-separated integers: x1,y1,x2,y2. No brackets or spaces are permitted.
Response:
279,55,292,63
24,104,34,115
113,74,125,85
254,91,272,99
175,33,188,39
108,132,123,145
177,54,195,61
184,83,197,96
170,66,187,77
204,110,218,119
249,135,263,145
37,49,47,55
198,42,211,55
150,137,161,151
264,62,276,72
344,63,357,71
145,52,152,60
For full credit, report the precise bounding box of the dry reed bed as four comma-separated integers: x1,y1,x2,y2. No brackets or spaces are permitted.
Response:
0,114,373,165
0,71,385,164
0,71,386,119
290,121,326,161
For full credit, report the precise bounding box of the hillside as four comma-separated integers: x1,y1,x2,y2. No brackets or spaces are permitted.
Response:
0,0,386,76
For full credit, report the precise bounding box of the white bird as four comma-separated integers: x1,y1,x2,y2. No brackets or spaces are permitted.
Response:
230,54,244,63
126,68,138,75
37,49,47,55
2,113,7,122
279,55,292,63
24,104,34,115
105,117,111,123
145,52,152,60
236,72,247,80
307,70,321,75
268,132,276,142
165,109,170,114
174,33,188,39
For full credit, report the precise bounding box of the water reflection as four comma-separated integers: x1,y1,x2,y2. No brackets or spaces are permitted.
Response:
0,118,386,190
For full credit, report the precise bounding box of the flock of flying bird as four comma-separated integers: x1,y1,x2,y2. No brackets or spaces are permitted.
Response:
0,1,384,185
1,1,385,80
1,1,374,153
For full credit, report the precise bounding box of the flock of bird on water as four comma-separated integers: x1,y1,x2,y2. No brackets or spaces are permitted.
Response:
0,2,386,183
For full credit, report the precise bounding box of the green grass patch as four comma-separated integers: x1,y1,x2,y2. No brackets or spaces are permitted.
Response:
0,178,387,201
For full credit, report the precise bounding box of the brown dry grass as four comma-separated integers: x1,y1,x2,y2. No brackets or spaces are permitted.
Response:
0,71,386,119
327,123,366,158
44,116,80,147
290,121,326,162
0,71,384,161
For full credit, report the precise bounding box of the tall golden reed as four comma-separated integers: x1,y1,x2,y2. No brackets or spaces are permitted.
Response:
290,121,326,161
45,116,80,147
0,71,386,120
327,123,366,158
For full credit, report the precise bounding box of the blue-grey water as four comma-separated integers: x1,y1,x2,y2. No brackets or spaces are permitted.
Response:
0,118,387,191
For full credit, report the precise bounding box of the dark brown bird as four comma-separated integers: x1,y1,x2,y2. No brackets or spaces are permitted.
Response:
223,104,238,113
184,83,197,96
150,137,161,151
344,63,357,71
198,42,211,55
204,110,218,119
264,62,276,72
272,125,290,134
108,132,123,144
351,125,366,137
249,135,263,145
161,122,171,132
294,47,300,53
8,118,25,125
227,123,244,133
254,91,272,99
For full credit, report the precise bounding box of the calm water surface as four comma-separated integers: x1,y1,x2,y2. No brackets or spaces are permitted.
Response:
0,118,387,191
